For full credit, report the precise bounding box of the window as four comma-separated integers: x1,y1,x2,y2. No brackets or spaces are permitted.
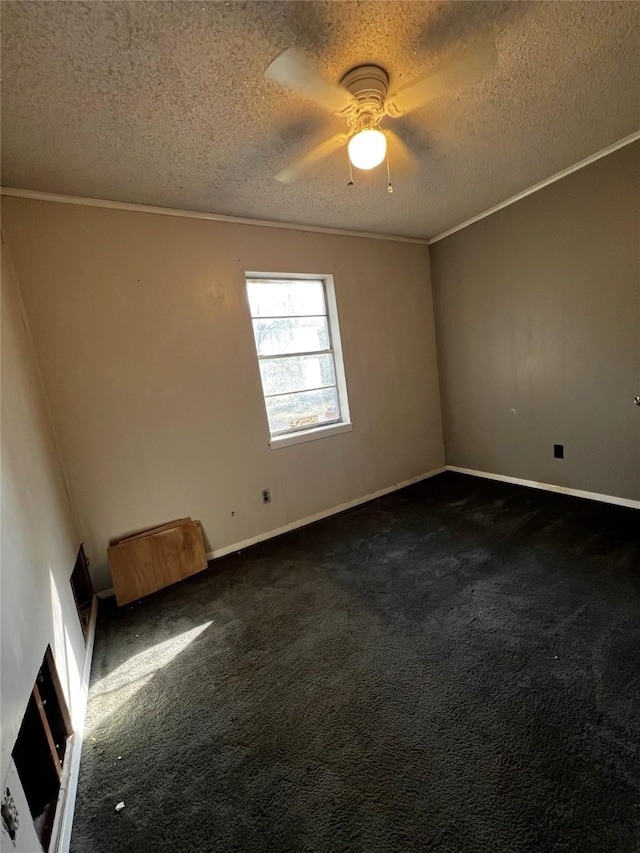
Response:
246,274,351,447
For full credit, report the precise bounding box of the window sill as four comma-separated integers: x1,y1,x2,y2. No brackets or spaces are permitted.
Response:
269,422,353,450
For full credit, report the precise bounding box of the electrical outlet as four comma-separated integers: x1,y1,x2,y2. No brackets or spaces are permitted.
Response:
262,489,271,504
554,444,564,459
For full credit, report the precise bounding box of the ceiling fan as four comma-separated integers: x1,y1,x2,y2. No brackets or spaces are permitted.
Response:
265,40,498,185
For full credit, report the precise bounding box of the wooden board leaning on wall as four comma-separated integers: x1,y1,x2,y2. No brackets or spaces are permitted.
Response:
108,518,208,605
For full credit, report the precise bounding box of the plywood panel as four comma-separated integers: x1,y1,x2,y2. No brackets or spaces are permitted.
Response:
108,521,207,605
116,517,191,544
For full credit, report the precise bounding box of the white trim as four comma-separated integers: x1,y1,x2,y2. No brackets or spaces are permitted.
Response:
3,134,638,248
0,187,427,245
323,274,351,431
446,466,640,510
207,467,448,560
428,131,640,244
96,587,115,599
93,468,448,596
269,421,353,449
75,462,640,598
245,270,334,280
52,595,99,853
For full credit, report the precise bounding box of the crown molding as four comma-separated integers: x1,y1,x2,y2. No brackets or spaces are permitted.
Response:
0,187,428,245
428,130,640,245
3,130,638,247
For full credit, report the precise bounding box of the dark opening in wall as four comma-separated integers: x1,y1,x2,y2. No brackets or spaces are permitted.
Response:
70,544,93,638
12,647,72,851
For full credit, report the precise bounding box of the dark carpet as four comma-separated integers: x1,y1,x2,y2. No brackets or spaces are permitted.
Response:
71,472,640,853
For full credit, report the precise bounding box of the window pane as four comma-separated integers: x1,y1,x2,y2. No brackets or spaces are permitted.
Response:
252,317,329,356
265,387,340,434
260,353,336,396
247,280,325,317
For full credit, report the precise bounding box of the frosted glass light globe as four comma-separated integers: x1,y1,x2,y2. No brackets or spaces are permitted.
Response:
348,129,387,171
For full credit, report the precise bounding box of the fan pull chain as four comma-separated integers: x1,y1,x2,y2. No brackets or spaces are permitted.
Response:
386,148,393,194
347,152,354,186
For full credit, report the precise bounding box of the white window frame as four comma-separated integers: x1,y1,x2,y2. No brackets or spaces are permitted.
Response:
245,272,352,449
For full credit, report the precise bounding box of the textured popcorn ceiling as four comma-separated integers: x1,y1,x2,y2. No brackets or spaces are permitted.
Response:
1,1,638,239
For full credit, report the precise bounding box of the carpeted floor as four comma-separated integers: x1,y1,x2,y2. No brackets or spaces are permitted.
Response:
71,472,640,853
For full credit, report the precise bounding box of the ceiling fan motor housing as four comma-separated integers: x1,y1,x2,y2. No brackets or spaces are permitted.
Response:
340,65,389,131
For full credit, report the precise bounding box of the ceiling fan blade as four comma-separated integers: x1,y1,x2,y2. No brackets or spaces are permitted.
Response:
265,48,357,117
275,132,350,183
383,129,419,176
385,38,498,118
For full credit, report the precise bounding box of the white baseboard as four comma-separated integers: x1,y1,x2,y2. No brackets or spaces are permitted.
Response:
205,468,447,561
446,466,640,510
93,468,447,597
52,594,99,853
96,587,115,599
93,462,636,598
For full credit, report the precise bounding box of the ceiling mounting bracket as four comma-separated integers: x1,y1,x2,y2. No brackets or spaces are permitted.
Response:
340,64,389,112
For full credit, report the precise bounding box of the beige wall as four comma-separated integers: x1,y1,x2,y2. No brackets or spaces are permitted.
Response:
2,200,445,591
431,142,640,501
1,239,85,788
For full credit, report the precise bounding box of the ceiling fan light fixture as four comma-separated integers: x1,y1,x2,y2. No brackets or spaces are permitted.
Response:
347,128,387,171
